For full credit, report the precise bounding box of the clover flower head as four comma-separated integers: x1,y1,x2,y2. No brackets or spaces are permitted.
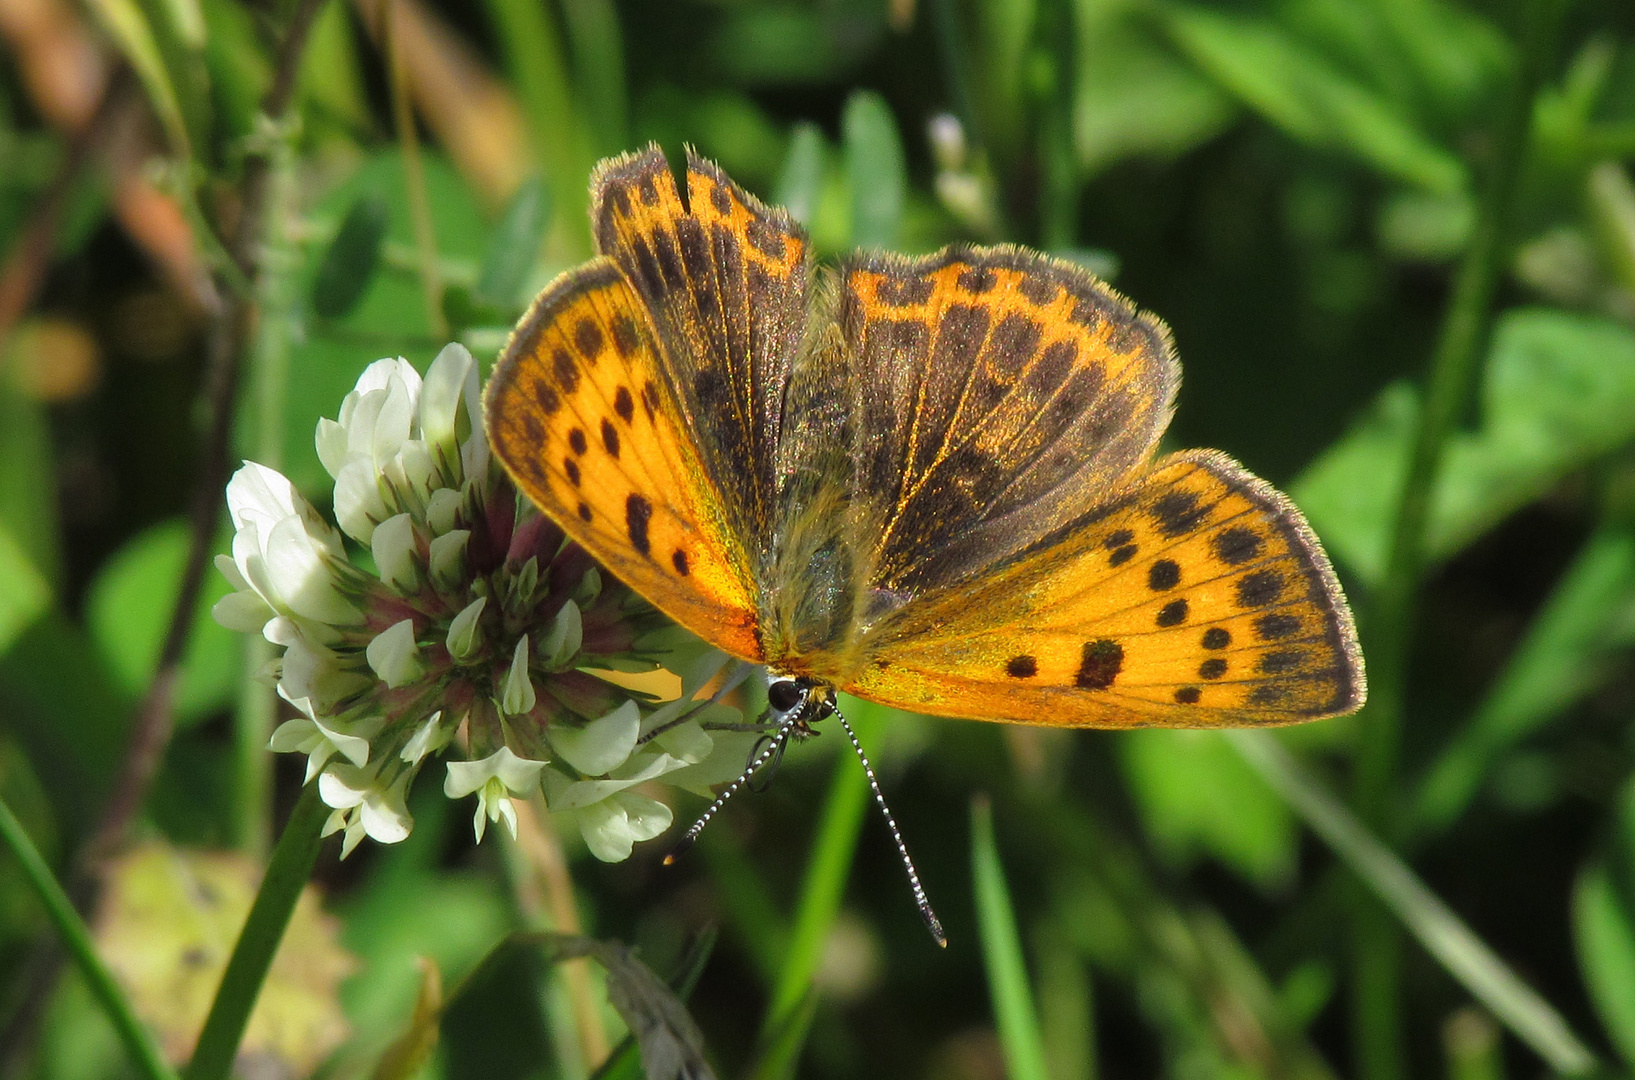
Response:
215,344,758,859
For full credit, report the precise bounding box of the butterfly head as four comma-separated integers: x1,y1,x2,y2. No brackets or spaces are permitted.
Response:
766,673,834,728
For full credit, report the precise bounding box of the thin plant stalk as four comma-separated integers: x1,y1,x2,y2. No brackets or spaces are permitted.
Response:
510,797,612,1073
385,0,447,342
0,796,177,1080
181,781,329,1080
758,705,883,1044
1349,4,1567,1077
1231,731,1597,1076
971,796,1050,1080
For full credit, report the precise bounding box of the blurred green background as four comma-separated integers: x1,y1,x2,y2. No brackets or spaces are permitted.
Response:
4,0,1635,1079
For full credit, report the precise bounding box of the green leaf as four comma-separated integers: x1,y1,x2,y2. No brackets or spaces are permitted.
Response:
1295,309,1635,584
312,195,389,319
773,122,827,228
1073,15,1236,175
82,0,193,159
708,5,866,87
972,797,1050,1080
85,519,240,728
1573,863,1635,1071
1158,4,1465,193
1119,729,1297,891
843,91,906,249
0,327,62,587
475,176,551,312
1413,527,1635,834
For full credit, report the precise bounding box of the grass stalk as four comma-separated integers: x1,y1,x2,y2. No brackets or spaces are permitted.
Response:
0,796,176,1080
384,0,446,342
1348,4,1567,1076
971,796,1050,1080
758,702,883,1048
181,781,328,1080
1232,731,1597,1076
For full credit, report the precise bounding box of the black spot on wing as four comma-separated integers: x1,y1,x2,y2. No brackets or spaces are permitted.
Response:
1254,613,1301,640
1156,599,1188,627
553,348,580,393
671,549,689,576
1199,658,1227,679
1174,686,1201,704
957,267,996,293
1258,649,1305,674
564,458,580,486
746,217,785,258
876,274,935,307
534,381,561,415
577,502,592,522
1109,544,1137,567
1103,529,1134,550
1075,639,1123,690
1150,489,1209,538
611,314,640,357
601,418,620,458
574,319,604,361
1148,560,1180,591
614,386,635,423
1202,627,1231,650
1213,526,1263,565
522,415,544,445
1006,655,1037,678
625,494,652,556
1018,274,1059,305
1237,570,1285,608
568,428,588,456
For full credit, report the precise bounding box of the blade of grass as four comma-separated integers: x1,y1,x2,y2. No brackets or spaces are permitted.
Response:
182,780,328,1080
1230,731,1597,1076
384,0,446,342
0,795,176,1080
757,701,886,1050
559,0,627,155
972,796,1050,1080
1348,4,1568,1077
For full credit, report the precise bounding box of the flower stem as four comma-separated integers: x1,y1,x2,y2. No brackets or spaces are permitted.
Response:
182,781,328,1080
0,796,176,1080
1348,4,1566,1078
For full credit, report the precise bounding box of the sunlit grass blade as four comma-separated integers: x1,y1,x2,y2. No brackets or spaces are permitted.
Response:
746,989,818,1080
758,704,880,1039
971,796,1050,1080
1230,731,1598,1076
0,795,176,1080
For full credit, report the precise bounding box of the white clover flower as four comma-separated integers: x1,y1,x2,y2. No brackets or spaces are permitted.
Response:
215,343,751,860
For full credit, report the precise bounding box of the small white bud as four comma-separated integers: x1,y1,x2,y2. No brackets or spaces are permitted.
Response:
371,513,420,593
366,619,424,688
540,600,583,670
445,595,488,661
428,529,469,589
501,635,537,715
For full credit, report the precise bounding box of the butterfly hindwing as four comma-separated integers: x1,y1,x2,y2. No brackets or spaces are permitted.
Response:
827,246,1178,596
846,451,1364,727
485,259,764,660
591,146,811,548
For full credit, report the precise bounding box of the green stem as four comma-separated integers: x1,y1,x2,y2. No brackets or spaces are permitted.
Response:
971,797,1050,1080
182,781,328,1080
1349,5,1566,1077
758,703,881,1044
1232,732,1596,1076
0,797,176,1080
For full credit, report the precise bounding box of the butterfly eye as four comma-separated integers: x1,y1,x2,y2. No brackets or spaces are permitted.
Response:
767,677,803,713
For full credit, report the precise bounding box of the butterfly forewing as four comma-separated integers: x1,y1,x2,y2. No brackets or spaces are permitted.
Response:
591,148,810,551
847,451,1364,726
485,259,764,661
825,246,1178,597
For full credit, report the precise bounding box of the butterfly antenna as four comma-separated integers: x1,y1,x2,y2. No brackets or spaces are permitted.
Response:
664,715,796,865
830,704,948,948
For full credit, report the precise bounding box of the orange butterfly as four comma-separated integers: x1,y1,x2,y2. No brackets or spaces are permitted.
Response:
485,146,1364,937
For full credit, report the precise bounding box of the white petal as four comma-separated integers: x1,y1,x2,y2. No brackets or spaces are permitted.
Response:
265,516,362,625
425,488,464,535
315,417,351,479
397,439,440,503
214,552,250,591
421,343,474,459
319,767,368,809
361,776,413,844
539,600,582,669
549,699,639,777
333,459,390,544
212,590,276,632
269,717,321,753
366,619,423,688
495,796,519,840
225,461,300,532
445,596,487,661
613,791,672,843
372,370,418,466
500,636,537,715
444,756,494,798
428,529,469,588
578,798,636,863
400,711,450,765
263,616,300,646
352,356,413,398
492,746,548,791
371,513,420,593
